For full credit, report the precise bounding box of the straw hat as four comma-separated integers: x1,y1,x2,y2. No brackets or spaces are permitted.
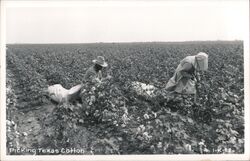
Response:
92,56,108,67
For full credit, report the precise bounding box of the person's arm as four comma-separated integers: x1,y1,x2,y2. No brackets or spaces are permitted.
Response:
179,62,194,79
98,71,112,82
89,73,101,84
84,67,101,84
98,71,102,80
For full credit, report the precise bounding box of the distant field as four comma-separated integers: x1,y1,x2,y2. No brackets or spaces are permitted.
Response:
6,41,244,154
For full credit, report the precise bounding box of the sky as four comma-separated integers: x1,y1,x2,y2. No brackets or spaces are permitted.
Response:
5,0,249,44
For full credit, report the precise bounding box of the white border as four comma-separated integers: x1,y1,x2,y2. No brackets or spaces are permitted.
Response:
1,0,249,161
1,0,7,160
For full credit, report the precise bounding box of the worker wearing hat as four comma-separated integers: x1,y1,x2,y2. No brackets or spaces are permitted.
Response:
46,56,109,104
84,56,108,84
165,52,208,97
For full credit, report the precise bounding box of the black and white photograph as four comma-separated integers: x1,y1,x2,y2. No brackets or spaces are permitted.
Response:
1,0,249,160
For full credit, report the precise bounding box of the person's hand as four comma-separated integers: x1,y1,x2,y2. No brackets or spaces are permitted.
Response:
106,75,112,79
197,75,201,82
99,75,112,83
94,78,102,84
193,76,197,82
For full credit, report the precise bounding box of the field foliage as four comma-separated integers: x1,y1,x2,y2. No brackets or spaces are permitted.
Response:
6,41,244,154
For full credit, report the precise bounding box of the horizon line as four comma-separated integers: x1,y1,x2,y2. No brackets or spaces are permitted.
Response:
6,40,243,45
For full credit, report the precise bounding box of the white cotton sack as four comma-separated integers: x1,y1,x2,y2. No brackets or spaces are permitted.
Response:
68,84,83,100
48,84,69,103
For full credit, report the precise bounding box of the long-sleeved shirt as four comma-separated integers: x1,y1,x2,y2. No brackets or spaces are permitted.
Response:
84,66,102,84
